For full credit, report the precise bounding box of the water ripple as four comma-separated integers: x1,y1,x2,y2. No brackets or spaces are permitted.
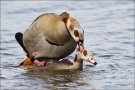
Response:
1,1,134,90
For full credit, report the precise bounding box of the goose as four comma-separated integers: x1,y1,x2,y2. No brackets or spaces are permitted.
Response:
17,48,97,70
15,12,84,66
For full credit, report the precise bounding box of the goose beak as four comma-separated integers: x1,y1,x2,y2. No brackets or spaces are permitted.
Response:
78,41,84,51
88,58,97,66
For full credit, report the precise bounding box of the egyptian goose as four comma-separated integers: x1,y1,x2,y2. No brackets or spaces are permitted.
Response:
17,48,97,70
15,12,84,65
49,48,97,70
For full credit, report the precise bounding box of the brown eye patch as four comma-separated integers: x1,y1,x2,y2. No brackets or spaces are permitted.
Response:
83,50,87,56
74,30,79,37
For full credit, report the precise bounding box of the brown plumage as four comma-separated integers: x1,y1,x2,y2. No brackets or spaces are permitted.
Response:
23,12,84,60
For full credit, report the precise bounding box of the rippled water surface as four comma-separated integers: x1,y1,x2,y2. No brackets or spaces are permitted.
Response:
1,1,134,90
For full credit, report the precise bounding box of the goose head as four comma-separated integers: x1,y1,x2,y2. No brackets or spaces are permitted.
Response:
76,48,97,65
63,17,84,51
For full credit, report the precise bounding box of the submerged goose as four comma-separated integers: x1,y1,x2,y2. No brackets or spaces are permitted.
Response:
15,12,84,65
17,48,97,70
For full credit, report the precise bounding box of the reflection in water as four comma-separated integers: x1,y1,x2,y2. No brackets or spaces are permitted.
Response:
23,69,94,89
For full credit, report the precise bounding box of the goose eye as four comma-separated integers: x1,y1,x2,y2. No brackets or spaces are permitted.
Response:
74,30,79,37
91,58,93,60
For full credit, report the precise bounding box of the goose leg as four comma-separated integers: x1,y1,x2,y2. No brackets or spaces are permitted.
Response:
33,60,46,66
21,56,46,67
61,58,73,65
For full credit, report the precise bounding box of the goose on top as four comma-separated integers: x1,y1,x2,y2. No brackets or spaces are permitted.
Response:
15,12,85,66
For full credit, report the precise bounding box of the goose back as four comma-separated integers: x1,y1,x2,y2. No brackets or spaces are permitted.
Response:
23,13,77,59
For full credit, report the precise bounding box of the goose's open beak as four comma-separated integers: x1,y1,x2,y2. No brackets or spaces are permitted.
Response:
78,41,84,51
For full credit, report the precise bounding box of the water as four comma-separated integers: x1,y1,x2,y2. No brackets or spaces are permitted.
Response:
1,1,134,90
